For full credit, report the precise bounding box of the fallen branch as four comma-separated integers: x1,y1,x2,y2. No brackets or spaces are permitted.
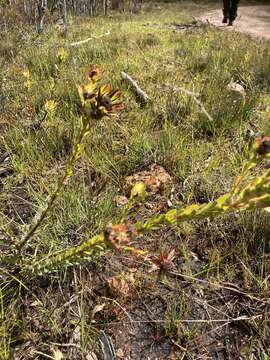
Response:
96,314,264,325
161,84,213,122
69,30,110,47
142,18,204,32
169,19,204,31
120,71,149,105
36,31,111,48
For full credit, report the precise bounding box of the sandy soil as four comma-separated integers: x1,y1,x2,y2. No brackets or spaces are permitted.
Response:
201,5,270,40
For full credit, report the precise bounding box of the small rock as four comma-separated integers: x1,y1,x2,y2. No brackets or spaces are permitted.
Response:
125,164,172,195
114,195,129,207
227,82,246,101
107,274,135,298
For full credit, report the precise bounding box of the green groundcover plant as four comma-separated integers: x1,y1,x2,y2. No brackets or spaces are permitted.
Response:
1,62,270,280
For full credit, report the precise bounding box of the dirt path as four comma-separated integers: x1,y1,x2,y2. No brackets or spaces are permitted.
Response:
201,5,270,40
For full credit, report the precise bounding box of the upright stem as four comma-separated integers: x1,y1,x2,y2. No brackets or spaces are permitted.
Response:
18,121,90,253
230,154,259,197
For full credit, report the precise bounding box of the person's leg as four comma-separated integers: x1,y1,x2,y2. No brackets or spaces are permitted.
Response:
229,0,239,24
223,0,230,23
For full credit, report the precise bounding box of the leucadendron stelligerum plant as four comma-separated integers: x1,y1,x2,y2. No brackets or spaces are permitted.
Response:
16,65,122,258
23,134,270,276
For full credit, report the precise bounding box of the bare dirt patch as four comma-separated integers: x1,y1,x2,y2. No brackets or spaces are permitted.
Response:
201,5,270,41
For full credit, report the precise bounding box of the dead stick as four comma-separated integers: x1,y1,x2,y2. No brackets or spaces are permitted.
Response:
69,31,110,47
120,71,149,105
161,85,213,122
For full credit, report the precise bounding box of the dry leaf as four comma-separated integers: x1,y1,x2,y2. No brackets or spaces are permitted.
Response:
116,348,125,358
86,352,98,360
108,276,130,297
255,135,270,155
91,303,106,322
52,349,64,360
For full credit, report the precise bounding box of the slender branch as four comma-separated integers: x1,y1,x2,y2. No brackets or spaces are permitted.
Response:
161,84,213,122
120,71,149,105
94,314,264,325
69,31,110,47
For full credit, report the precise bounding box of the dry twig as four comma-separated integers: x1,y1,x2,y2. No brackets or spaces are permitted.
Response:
69,30,110,47
120,71,149,105
161,84,213,122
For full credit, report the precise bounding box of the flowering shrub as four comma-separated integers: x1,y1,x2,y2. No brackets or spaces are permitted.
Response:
2,61,270,280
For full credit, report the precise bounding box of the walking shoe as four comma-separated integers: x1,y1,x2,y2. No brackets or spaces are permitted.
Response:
228,19,234,26
222,16,228,23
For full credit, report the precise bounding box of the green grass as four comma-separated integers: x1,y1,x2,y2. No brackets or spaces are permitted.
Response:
1,2,270,358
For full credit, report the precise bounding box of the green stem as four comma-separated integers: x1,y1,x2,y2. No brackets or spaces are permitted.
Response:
230,154,260,197
25,233,106,275
22,153,270,275
17,121,91,254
